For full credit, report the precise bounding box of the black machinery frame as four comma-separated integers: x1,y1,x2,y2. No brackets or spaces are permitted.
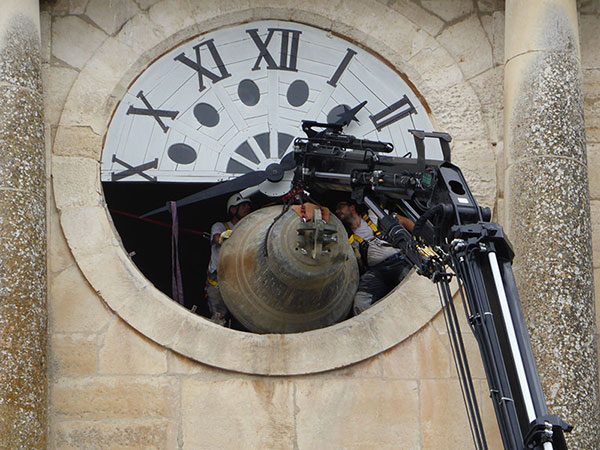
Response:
292,121,572,450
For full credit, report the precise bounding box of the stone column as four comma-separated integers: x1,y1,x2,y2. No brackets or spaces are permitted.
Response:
504,1,600,448
0,0,46,448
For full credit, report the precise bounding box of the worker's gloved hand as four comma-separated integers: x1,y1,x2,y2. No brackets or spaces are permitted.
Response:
219,229,233,244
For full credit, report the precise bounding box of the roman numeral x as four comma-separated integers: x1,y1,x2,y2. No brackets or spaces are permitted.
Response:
127,91,179,133
111,155,159,182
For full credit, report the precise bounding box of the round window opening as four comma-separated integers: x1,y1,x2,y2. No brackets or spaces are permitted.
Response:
99,20,444,359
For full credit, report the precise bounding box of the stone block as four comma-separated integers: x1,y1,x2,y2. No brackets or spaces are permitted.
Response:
137,0,162,9
413,323,451,379
48,264,113,333
115,8,170,56
580,15,600,70
47,194,76,275
421,0,473,22
330,352,382,378
52,419,178,450
592,200,600,268
147,0,200,36
181,378,295,449
49,333,99,377
167,350,225,376
52,156,102,210
50,0,88,15
387,0,444,36
40,11,51,64
450,140,497,208
589,143,600,200
421,379,475,449
98,318,167,375
409,43,464,92
51,15,107,70
428,82,487,141
439,15,493,80
42,66,79,127
295,378,420,450
53,125,102,159
492,11,505,67
85,0,139,36
379,336,418,379
584,72,600,144
469,67,504,143
52,376,179,419
332,0,417,63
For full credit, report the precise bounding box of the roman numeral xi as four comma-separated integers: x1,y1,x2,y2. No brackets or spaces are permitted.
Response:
174,39,232,92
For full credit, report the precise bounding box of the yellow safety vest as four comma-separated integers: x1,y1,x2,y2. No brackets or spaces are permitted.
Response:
348,213,381,244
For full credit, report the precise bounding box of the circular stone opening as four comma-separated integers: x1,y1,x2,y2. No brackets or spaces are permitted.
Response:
54,14,454,374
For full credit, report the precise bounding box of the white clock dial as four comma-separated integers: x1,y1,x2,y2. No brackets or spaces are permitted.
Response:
101,20,440,183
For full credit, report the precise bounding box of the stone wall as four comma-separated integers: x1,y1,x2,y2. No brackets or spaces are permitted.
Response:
39,0,599,448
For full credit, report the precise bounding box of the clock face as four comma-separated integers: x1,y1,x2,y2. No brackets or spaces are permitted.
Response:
101,20,441,183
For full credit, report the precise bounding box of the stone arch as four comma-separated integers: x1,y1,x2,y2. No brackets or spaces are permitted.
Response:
51,0,494,375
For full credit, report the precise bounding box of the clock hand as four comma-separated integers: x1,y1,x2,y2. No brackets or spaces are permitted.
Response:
141,153,298,218
335,100,367,127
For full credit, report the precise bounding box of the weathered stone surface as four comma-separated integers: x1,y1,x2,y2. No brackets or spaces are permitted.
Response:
40,11,51,64
421,0,473,22
505,1,580,61
421,379,475,449
41,66,78,127
52,156,102,210
0,86,45,193
409,43,464,92
506,52,586,166
469,67,503,144
49,333,99,376
50,0,89,15
85,0,139,36
387,0,444,36
580,15,600,70
591,200,600,268
584,69,600,144
382,322,451,380
48,264,113,333
52,377,179,419
296,378,420,449
167,350,226,376
51,15,107,70
47,195,76,275
53,125,102,158
429,82,486,140
491,11,505,66
0,12,42,90
182,378,295,449
98,318,167,374
439,15,493,80
52,419,178,450
451,139,497,208
589,145,600,200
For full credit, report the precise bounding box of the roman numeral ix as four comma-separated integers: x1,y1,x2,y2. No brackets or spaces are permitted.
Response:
174,39,232,92
247,28,302,72
127,91,179,133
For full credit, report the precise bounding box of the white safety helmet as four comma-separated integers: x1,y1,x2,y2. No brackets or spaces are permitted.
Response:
226,193,250,213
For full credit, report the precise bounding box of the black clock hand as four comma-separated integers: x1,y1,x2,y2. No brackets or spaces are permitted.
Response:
141,153,297,218
335,100,367,126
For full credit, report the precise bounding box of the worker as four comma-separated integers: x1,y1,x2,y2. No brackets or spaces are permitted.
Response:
206,193,252,325
335,200,414,315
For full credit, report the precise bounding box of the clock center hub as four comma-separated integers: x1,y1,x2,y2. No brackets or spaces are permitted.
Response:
265,163,284,182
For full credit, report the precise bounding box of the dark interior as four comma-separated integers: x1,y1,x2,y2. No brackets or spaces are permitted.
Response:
102,181,348,331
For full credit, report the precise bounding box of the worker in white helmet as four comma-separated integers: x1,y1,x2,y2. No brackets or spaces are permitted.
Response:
205,193,252,325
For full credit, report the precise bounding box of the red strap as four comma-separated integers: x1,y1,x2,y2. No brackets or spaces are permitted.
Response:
169,202,185,306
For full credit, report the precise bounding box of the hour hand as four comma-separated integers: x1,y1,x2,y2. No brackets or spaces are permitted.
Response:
335,101,367,127
140,152,298,218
